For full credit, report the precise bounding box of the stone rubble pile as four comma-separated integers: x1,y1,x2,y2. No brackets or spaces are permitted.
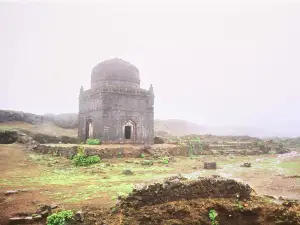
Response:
117,176,253,208
9,204,57,224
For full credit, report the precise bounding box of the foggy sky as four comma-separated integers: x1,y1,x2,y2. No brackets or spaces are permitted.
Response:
1,1,300,132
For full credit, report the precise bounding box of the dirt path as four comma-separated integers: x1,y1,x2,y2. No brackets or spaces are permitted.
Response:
0,144,51,225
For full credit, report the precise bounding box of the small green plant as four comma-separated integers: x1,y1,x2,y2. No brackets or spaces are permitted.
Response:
117,151,124,158
236,202,244,210
47,210,74,225
111,206,117,214
159,157,169,164
188,144,194,158
140,153,145,158
72,152,101,166
208,209,218,225
86,138,101,145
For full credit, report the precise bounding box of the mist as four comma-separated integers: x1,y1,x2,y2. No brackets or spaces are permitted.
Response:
1,1,300,136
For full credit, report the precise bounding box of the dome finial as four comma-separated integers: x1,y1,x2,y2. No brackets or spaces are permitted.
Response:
149,84,153,93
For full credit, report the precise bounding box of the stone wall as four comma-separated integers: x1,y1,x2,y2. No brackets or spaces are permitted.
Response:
0,130,19,144
0,130,39,148
21,131,78,144
33,145,142,159
78,85,154,144
32,144,225,160
117,177,253,208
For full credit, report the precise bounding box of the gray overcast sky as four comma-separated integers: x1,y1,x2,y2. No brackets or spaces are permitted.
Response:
1,0,300,129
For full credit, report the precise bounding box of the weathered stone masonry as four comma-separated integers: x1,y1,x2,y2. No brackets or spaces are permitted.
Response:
78,58,154,144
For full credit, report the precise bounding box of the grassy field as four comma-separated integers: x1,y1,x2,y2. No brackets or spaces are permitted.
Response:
0,143,300,224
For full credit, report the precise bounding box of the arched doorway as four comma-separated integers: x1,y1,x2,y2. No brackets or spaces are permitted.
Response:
86,119,93,140
122,119,136,141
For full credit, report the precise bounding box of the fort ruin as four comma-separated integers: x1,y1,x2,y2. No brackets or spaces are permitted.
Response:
78,58,154,144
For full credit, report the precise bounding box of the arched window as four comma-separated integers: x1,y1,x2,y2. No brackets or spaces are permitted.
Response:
122,119,136,141
86,119,93,140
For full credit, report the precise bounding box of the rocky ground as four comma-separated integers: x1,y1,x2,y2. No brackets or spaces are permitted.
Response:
0,143,300,224
0,118,300,224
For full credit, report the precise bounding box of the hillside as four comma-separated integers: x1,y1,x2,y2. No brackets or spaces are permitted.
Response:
155,119,275,137
0,109,289,137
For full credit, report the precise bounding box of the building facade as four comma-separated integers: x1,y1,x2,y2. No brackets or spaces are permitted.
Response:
78,58,154,144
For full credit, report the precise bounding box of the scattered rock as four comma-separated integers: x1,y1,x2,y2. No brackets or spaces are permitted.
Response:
32,214,42,220
168,178,182,188
240,162,251,167
282,200,299,207
50,204,58,209
122,169,134,175
204,162,217,169
264,195,277,200
5,190,19,195
192,166,197,169
35,204,52,216
5,189,27,195
41,210,49,216
9,216,33,224
164,174,187,182
284,175,300,179
141,160,153,166
125,160,134,163
75,210,85,222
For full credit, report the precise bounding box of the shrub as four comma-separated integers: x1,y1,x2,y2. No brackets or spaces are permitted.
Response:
86,138,101,145
158,157,169,164
161,158,169,164
140,153,145,158
72,153,101,166
117,152,123,158
47,210,73,225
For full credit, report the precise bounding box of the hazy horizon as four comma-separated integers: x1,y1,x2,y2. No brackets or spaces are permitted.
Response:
1,1,300,135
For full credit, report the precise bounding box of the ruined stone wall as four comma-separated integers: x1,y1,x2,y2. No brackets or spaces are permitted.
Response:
33,145,141,159
0,130,19,144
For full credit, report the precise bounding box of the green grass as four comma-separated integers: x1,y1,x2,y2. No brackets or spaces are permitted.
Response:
3,151,300,205
0,152,175,203
278,161,300,175
0,126,18,131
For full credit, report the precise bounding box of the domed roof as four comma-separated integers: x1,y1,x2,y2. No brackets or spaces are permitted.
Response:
91,58,140,89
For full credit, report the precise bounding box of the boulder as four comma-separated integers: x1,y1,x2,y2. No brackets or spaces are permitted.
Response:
204,162,217,169
240,162,251,167
122,169,134,175
75,210,85,222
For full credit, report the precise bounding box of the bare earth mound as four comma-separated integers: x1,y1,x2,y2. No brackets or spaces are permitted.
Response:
99,197,300,225
83,179,300,225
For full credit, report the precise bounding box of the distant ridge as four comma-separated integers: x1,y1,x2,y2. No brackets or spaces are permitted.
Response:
0,109,297,138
